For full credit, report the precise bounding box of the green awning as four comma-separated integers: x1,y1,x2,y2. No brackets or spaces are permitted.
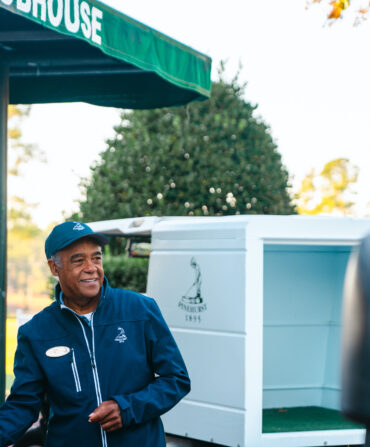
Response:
0,0,212,108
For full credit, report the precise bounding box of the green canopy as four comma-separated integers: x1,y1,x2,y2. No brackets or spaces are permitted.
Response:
0,0,211,108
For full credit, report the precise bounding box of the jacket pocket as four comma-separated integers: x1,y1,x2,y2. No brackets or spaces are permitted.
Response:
70,348,82,392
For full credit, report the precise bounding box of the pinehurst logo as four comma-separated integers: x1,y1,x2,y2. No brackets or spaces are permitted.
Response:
72,222,85,231
114,327,127,343
178,257,207,321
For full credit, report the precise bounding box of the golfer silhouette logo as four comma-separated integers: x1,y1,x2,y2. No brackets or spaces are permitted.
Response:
114,327,127,343
181,257,203,305
72,222,85,231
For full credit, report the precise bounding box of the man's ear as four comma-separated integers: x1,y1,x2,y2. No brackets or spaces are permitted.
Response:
48,259,59,277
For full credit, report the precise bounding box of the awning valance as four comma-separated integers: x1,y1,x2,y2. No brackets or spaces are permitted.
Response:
0,0,212,108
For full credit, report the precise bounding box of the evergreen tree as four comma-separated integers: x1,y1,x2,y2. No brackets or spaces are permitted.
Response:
78,69,295,221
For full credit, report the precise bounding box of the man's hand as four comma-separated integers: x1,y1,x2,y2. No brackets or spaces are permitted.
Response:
89,400,123,432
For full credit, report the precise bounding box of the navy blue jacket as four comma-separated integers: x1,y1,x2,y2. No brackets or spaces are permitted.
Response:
0,279,190,447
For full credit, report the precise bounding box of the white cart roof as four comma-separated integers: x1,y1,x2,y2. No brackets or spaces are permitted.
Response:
88,216,198,236
88,215,370,245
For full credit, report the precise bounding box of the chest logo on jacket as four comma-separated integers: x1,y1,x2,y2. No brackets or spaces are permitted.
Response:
114,327,128,343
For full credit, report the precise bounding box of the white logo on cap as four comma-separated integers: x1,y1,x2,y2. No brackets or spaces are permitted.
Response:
73,222,85,231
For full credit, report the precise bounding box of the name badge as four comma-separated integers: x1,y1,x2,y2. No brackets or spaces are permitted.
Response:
46,346,70,358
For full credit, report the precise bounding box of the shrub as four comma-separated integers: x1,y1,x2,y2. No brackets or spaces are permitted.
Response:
103,255,149,293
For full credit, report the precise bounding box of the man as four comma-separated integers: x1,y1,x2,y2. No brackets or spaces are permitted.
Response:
0,221,190,447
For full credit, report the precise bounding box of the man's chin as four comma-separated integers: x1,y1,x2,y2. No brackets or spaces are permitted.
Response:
78,284,102,298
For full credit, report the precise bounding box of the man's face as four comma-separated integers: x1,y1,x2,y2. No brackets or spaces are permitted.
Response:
48,238,104,302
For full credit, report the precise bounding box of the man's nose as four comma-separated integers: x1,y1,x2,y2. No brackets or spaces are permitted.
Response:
83,259,96,272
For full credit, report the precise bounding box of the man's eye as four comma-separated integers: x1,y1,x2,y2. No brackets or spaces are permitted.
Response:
73,259,83,264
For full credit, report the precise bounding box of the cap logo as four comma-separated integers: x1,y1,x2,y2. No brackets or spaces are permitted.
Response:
73,222,85,231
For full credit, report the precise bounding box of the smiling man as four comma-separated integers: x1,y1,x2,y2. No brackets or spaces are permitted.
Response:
0,221,190,447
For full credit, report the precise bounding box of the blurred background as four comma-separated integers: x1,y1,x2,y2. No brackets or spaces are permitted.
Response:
6,0,370,392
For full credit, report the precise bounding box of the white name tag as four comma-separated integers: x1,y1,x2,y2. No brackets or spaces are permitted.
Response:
46,346,70,358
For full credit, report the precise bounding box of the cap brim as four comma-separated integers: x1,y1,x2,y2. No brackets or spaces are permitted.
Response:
77,233,109,247
57,233,109,253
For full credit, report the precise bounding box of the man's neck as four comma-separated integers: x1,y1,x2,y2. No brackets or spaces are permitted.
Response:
62,293,100,315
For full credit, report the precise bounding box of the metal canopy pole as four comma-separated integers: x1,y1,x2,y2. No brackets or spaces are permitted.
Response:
0,64,8,404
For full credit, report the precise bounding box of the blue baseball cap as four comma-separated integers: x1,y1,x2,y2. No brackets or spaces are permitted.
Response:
45,221,109,260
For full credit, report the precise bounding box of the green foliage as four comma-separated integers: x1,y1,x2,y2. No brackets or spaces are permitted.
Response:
47,274,59,300
77,67,295,221
103,255,148,293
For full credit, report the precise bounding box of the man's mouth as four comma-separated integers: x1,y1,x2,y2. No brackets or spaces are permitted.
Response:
81,279,98,283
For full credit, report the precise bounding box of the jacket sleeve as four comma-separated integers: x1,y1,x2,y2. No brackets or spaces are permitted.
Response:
0,326,45,447
112,298,190,427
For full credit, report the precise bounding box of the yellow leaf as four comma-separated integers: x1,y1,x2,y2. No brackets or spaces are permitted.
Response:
329,0,350,18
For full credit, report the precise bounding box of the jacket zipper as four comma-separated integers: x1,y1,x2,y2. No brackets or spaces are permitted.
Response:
70,348,82,392
74,314,108,447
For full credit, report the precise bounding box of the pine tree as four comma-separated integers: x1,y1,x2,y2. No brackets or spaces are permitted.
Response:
78,69,295,221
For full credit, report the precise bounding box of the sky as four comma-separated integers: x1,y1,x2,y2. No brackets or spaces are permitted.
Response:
10,0,370,228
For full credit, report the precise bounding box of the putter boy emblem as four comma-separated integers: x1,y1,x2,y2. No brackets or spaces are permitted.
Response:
114,327,127,343
178,257,207,322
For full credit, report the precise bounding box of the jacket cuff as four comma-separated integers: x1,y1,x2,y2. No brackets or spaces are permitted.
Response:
111,394,132,427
